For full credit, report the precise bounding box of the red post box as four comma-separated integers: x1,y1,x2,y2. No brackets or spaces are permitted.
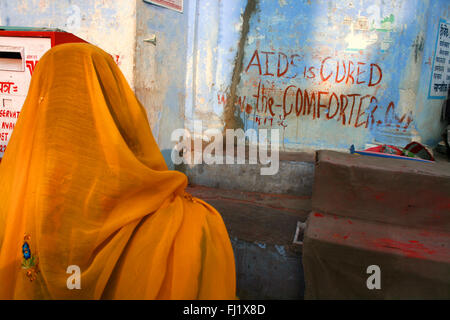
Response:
0,27,87,159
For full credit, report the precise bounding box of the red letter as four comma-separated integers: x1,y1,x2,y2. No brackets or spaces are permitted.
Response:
346,61,355,84
320,57,333,82
289,54,300,79
327,92,340,119
261,51,275,76
283,85,296,118
267,97,275,116
252,81,262,112
295,88,303,116
347,94,361,125
365,96,378,128
245,103,252,114
218,94,226,105
369,63,382,86
245,50,262,75
356,62,366,85
303,89,316,119
384,101,395,125
306,67,316,79
317,91,329,118
237,96,247,112
355,95,371,127
335,60,346,83
339,95,348,125
277,52,289,77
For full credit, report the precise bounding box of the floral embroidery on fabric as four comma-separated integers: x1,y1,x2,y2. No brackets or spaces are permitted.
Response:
21,234,39,282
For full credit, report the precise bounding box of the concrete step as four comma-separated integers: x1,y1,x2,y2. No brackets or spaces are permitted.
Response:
187,185,310,299
303,211,450,299
182,151,315,196
312,150,450,232
187,185,310,247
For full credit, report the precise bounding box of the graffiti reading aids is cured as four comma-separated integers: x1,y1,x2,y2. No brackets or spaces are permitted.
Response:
244,50,383,87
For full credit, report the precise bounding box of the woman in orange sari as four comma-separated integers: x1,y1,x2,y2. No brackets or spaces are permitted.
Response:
0,43,236,299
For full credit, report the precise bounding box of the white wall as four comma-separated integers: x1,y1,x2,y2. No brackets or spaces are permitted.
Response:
0,0,137,88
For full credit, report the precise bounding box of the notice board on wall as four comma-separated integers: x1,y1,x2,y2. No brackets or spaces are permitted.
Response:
429,19,450,99
143,0,183,13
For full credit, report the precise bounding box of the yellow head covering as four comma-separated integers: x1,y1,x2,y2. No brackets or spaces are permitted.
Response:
0,43,235,299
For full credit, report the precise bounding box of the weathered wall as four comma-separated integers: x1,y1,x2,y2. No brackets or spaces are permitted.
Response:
0,0,192,166
0,0,137,88
135,0,190,168
191,0,450,152
185,0,245,132
3,1,449,154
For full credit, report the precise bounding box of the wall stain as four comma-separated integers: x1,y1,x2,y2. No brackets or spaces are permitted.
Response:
223,0,259,131
413,34,424,64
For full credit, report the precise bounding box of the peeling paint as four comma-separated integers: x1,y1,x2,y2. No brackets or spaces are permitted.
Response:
200,0,449,151
2,0,449,154
278,0,287,8
223,0,259,131
0,0,137,88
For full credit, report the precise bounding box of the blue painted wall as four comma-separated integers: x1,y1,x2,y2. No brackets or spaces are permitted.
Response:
134,0,190,168
2,0,450,155
189,0,450,152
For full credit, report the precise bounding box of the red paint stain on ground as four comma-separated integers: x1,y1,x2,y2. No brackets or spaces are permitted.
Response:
347,220,353,224
374,193,385,201
430,213,442,220
333,233,349,240
314,213,324,217
372,238,436,259
434,198,450,211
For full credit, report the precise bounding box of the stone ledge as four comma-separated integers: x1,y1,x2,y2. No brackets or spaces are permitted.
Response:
303,211,450,299
313,150,450,232
187,185,310,252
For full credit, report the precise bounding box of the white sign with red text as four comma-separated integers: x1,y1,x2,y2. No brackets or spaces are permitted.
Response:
0,36,51,158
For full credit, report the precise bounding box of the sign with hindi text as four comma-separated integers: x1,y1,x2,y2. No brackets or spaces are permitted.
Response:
429,19,450,99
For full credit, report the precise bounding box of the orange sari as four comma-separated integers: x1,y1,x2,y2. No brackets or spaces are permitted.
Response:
0,43,236,299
